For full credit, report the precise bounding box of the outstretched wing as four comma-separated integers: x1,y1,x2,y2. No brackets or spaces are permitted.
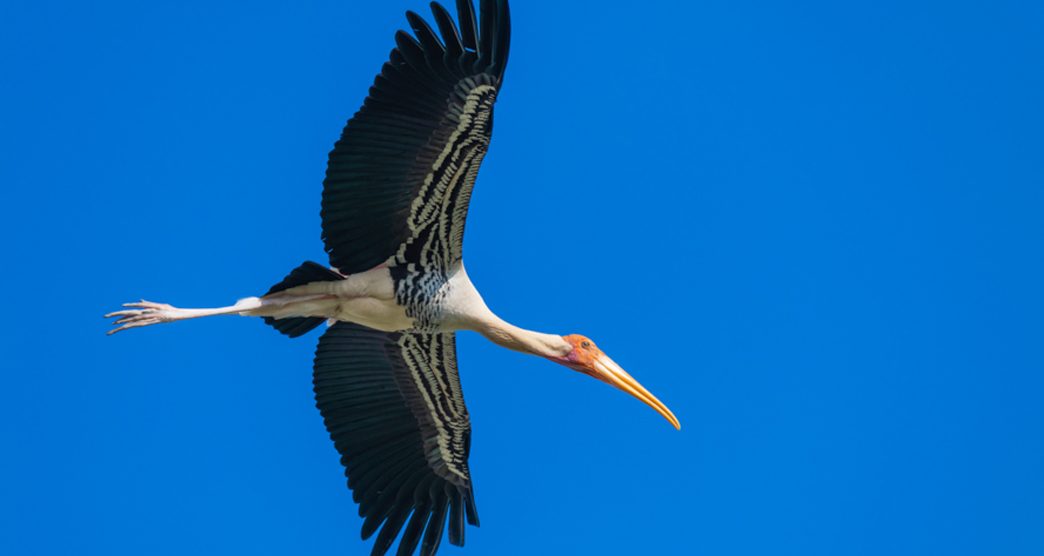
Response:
314,323,478,556
322,0,511,275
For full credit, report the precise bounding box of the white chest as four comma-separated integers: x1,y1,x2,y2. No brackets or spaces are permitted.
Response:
325,264,489,333
435,265,493,332
330,264,491,333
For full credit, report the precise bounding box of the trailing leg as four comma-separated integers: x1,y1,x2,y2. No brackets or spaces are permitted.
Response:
105,298,264,335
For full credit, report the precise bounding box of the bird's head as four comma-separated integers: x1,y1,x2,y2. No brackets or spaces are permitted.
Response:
555,334,681,430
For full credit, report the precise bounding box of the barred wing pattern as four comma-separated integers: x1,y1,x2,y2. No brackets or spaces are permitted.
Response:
314,2,511,554
321,0,511,275
314,323,478,556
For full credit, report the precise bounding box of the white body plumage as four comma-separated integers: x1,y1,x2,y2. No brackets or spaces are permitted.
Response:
260,264,496,336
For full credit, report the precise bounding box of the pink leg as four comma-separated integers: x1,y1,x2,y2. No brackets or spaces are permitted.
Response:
104,298,264,335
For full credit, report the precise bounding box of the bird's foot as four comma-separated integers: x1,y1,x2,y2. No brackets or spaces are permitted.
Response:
104,300,182,335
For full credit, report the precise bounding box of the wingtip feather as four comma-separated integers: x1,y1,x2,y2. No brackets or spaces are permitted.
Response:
456,0,479,52
447,491,465,547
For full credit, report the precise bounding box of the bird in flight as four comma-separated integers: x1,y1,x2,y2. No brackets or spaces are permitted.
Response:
106,1,679,555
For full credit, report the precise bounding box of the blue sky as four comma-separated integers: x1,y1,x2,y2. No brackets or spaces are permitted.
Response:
2,0,1043,554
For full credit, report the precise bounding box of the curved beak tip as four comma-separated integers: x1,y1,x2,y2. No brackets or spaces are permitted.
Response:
592,356,681,432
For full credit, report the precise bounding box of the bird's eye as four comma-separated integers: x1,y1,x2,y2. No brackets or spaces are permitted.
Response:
581,341,591,349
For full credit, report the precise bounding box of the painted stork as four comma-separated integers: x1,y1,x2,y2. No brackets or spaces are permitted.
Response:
106,0,679,554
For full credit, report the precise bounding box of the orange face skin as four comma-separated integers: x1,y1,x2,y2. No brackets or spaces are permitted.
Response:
556,334,681,430
560,334,602,374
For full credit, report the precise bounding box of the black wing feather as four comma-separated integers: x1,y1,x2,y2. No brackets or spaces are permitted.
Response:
448,492,465,547
477,0,495,68
321,0,510,275
314,323,477,556
406,11,446,55
397,506,431,556
420,497,449,556
430,3,464,60
456,0,479,52
373,506,412,556
492,0,511,75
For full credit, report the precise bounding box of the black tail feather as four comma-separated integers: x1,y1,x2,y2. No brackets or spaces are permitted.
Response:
263,261,343,338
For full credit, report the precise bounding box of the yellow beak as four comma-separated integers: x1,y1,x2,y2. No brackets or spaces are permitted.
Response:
590,355,681,430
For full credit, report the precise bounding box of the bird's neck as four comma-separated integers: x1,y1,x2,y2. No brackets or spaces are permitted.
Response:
476,313,572,360
448,266,571,359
